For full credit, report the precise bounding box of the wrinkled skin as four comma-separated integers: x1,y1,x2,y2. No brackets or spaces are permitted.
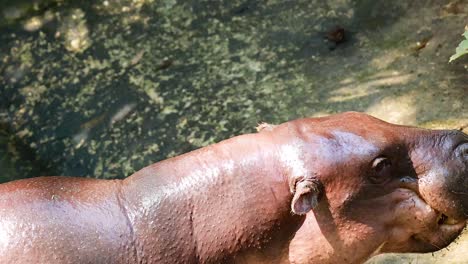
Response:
0,112,466,264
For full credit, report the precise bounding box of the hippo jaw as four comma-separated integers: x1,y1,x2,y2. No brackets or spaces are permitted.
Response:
378,186,466,253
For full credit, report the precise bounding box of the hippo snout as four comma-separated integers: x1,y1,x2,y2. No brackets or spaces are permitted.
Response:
445,130,468,187
415,130,468,224
450,131,468,214
454,136,468,160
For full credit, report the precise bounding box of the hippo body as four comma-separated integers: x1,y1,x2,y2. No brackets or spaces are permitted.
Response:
0,112,467,264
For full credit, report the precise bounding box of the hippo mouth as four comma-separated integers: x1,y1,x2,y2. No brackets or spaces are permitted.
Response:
379,187,466,253
431,211,466,239
409,212,465,252
405,190,467,252
436,213,462,226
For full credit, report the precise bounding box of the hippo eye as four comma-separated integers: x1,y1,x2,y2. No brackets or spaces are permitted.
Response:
369,156,392,183
372,157,392,172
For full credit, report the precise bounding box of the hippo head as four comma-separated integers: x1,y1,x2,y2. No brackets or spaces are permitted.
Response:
285,112,467,263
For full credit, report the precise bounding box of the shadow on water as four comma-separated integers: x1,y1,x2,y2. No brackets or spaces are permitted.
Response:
0,114,51,182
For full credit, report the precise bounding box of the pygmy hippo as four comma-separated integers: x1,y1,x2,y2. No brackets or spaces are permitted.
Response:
0,112,466,263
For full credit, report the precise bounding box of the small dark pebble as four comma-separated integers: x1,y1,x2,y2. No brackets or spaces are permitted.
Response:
325,26,346,44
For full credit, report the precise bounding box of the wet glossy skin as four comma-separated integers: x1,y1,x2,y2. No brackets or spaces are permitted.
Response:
0,112,466,263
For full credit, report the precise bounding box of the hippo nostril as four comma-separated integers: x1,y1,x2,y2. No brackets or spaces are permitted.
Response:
455,143,468,159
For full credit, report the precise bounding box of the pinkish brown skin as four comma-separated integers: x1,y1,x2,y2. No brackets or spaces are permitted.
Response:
0,112,467,264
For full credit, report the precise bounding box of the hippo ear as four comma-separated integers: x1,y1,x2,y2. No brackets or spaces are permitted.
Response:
291,178,322,215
